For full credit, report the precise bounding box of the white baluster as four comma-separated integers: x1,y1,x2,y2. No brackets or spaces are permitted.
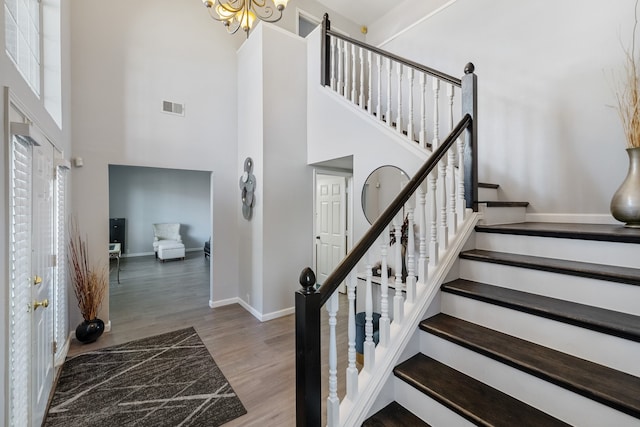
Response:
364,252,375,370
330,37,337,91
406,206,416,304
447,84,457,235
428,171,439,266
359,48,365,108
386,58,392,127
457,134,466,223
393,216,404,323
438,157,449,250
419,73,428,149
379,227,390,347
417,186,428,283
351,44,357,103
337,40,344,97
327,291,339,427
344,42,351,100
346,270,358,400
407,67,415,142
366,50,373,114
396,63,403,134
432,79,440,149
376,55,382,121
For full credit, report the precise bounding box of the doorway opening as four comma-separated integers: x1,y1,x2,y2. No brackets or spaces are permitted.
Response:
107,164,214,329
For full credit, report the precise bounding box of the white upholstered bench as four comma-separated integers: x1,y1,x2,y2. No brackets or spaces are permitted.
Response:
157,240,185,261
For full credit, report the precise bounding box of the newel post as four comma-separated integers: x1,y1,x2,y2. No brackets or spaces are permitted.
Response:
321,14,331,87
295,267,322,427
461,62,478,211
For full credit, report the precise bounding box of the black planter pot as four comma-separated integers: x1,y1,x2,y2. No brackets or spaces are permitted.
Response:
76,318,105,343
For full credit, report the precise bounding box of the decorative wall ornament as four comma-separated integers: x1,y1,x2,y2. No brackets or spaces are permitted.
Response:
239,157,256,220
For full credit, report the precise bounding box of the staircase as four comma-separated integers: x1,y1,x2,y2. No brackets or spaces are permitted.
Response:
364,183,640,426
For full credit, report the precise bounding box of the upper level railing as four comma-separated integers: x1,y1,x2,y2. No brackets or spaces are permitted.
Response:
296,15,478,426
320,14,469,155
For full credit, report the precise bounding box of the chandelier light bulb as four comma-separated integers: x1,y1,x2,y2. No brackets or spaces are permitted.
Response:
272,0,289,11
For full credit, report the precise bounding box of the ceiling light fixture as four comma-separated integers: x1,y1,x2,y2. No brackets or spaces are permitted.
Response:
202,0,290,35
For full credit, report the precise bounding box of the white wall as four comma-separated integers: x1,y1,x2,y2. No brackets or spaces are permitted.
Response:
1,0,72,420
376,0,636,218
70,0,241,326
108,165,211,254
238,24,313,319
262,26,312,317
237,26,265,314
306,28,428,242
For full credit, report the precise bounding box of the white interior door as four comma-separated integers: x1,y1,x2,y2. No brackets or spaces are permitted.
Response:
31,141,55,426
315,175,347,286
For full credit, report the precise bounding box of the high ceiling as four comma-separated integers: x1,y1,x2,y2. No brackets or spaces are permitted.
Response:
314,0,392,26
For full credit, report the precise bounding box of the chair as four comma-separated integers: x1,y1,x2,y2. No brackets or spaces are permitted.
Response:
152,223,182,258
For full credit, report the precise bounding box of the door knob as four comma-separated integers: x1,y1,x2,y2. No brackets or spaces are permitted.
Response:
33,275,42,286
32,299,49,311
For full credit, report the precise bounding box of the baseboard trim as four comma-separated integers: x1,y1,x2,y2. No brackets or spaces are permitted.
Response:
262,306,295,321
209,297,239,308
54,334,72,368
525,213,619,224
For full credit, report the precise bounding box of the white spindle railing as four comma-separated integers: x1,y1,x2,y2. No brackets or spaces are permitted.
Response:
324,33,464,156
299,18,478,426
317,143,476,425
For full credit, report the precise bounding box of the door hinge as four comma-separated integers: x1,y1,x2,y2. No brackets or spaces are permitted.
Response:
52,254,57,267
53,341,57,354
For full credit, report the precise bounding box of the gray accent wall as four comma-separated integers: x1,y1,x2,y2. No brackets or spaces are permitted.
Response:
108,165,211,256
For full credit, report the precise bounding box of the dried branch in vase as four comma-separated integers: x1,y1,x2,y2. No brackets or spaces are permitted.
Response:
617,0,640,149
68,219,106,321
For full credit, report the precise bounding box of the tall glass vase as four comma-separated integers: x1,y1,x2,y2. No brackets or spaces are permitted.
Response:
611,147,640,228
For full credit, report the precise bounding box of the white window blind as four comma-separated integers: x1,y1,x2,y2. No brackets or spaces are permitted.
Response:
54,165,67,364
5,0,41,96
9,135,33,426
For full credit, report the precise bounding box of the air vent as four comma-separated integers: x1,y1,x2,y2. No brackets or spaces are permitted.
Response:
161,100,185,116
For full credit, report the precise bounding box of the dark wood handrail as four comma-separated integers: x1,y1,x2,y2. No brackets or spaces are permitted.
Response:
321,13,461,87
317,113,472,306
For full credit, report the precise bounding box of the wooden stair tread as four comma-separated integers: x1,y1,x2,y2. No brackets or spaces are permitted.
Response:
478,201,529,207
394,354,570,427
475,222,640,244
421,314,640,418
362,401,430,426
442,279,640,342
460,249,640,286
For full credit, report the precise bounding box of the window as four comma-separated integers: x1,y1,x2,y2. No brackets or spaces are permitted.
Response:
5,0,41,96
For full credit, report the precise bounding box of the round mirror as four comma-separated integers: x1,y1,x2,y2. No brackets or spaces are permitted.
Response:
362,165,410,224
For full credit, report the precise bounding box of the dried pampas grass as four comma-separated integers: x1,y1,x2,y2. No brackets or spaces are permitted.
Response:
617,0,640,149
68,219,106,321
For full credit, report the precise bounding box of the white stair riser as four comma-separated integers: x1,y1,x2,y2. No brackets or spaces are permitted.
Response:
478,204,526,225
441,293,640,377
419,332,640,427
393,376,475,427
460,260,640,316
478,187,498,201
476,232,638,268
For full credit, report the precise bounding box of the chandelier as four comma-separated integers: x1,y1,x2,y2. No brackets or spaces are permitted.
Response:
202,0,290,35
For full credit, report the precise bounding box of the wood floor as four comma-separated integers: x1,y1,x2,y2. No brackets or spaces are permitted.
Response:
67,251,298,426
66,251,351,426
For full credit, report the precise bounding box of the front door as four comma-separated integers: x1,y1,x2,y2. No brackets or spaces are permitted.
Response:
31,141,55,426
315,175,347,286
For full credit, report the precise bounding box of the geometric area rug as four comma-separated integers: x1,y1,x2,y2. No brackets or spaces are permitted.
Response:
43,327,247,427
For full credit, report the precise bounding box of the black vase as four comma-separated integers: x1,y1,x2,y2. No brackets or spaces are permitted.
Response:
76,318,105,343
